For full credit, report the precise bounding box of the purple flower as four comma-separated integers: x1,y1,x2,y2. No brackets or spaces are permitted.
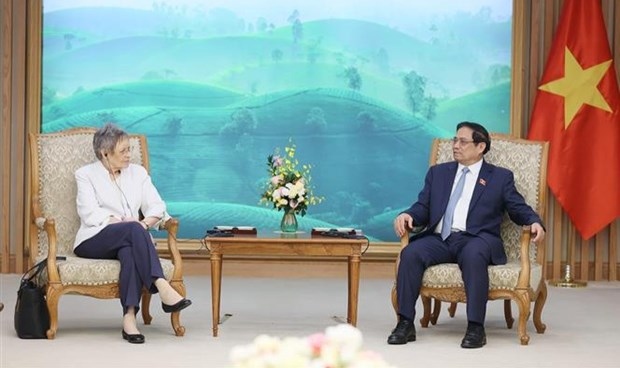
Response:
271,155,283,167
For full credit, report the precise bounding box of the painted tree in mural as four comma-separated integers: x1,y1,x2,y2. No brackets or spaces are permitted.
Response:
305,107,327,132
220,107,258,136
402,70,426,116
272,49,283,63
288,10,303,44
422,95,437,121
344,67,362,91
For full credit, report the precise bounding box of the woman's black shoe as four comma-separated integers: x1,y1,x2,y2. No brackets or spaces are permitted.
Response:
122,329,145,344
162,298,192,313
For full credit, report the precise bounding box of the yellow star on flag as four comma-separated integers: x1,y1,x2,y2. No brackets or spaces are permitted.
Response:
538,47,612,128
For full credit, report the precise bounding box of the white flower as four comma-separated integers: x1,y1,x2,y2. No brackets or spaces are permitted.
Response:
287,181,306,199
230,324,394,368
324,324,364,364
253,334,281,352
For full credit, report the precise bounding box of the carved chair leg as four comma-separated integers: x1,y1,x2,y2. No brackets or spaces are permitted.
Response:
533,283,547,333
46,287,61,339
419,296,432,327
430,299,441,325
504,300,514,329
141,290,153,325
448,302,457,317
170,311,186,336
515,293,531,345
169,279,187,337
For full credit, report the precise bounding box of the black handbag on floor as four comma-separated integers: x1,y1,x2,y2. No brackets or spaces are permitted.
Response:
14,257,64,339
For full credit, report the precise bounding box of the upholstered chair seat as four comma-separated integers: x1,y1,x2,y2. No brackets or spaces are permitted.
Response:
421,261,543,291
35,256,175,286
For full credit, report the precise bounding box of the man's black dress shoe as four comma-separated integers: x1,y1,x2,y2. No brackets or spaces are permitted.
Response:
387,319,416,345
162,298,192,313
122,329,145,344
461,326,486,348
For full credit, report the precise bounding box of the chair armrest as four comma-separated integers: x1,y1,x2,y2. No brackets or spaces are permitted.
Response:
29,195,45,259
40,219,61,283
161,217,183,280
400,233,409,247
399,226,427,248
516,225,532,289
31,194,61,282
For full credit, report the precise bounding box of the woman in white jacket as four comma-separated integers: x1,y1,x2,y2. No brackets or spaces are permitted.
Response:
74,123,191,344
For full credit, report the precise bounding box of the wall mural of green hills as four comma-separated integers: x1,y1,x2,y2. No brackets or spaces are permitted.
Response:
42,0,512,242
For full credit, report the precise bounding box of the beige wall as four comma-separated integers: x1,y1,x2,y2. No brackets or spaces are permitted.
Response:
1,0,619,279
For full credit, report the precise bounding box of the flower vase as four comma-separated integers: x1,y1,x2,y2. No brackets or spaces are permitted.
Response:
280,209,298,233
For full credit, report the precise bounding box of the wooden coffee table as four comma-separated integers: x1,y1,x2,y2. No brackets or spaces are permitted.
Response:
204,232,366,337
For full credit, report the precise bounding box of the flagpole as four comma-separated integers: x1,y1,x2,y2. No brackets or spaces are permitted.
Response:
549,222,587,288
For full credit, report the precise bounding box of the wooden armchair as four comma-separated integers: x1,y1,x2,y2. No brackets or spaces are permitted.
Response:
391,134,549,345
28,128,186,339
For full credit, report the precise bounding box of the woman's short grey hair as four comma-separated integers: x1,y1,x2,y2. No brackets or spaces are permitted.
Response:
93,123,128,160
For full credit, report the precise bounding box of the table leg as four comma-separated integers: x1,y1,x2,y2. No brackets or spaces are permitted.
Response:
210,251,222,337
347,254,361,326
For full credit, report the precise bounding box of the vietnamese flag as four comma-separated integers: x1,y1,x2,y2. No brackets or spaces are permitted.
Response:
528,0,620,240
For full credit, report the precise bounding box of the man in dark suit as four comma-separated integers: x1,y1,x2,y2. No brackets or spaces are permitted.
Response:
388,122,545,348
